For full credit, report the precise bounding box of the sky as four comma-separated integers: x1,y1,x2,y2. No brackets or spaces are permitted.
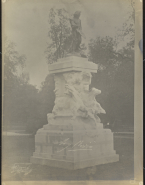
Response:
3,0,133,89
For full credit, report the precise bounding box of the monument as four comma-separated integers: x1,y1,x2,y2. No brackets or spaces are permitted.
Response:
30,11,119,170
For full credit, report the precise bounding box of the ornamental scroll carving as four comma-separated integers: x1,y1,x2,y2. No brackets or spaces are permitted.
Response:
47,71,105,124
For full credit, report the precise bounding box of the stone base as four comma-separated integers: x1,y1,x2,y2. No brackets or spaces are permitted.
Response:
31,154,119,170
30,116,119,170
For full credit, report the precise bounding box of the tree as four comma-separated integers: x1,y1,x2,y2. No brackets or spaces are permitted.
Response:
115,0,135,55
3,39,40,132
4,38,26,80
38,74,55,126
88,35,134,130
88,0,135,130
45,8,71,64
3,39,26,127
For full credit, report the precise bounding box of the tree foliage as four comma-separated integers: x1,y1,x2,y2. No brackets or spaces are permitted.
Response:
45,8,71,64
3,39,40,132
88,2,135,130
38,74,55,125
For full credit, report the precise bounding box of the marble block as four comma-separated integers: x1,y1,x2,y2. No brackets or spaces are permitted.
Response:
31,116,119,170
31,56,119,169
48,56,98,74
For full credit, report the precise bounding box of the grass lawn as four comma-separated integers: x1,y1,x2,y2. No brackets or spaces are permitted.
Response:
2,134,134,181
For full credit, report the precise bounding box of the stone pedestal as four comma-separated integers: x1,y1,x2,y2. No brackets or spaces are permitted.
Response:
48,56,98,74
30,56,119,169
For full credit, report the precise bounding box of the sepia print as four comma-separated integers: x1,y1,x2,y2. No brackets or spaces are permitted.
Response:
2,0,143,184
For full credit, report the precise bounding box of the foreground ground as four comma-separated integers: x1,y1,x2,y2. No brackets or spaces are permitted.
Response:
2,132,134,181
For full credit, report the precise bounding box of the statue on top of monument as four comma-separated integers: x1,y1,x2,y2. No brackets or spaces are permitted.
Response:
69,11,87,58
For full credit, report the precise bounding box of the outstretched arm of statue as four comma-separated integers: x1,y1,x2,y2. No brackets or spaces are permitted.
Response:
91,88,101,96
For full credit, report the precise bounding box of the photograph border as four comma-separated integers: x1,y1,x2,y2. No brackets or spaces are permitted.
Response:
2,0,143,184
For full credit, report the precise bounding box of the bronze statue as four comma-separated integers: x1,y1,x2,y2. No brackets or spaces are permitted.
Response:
69,11,86,57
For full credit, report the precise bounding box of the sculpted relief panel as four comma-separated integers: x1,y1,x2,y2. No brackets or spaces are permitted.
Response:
48,71,105,124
